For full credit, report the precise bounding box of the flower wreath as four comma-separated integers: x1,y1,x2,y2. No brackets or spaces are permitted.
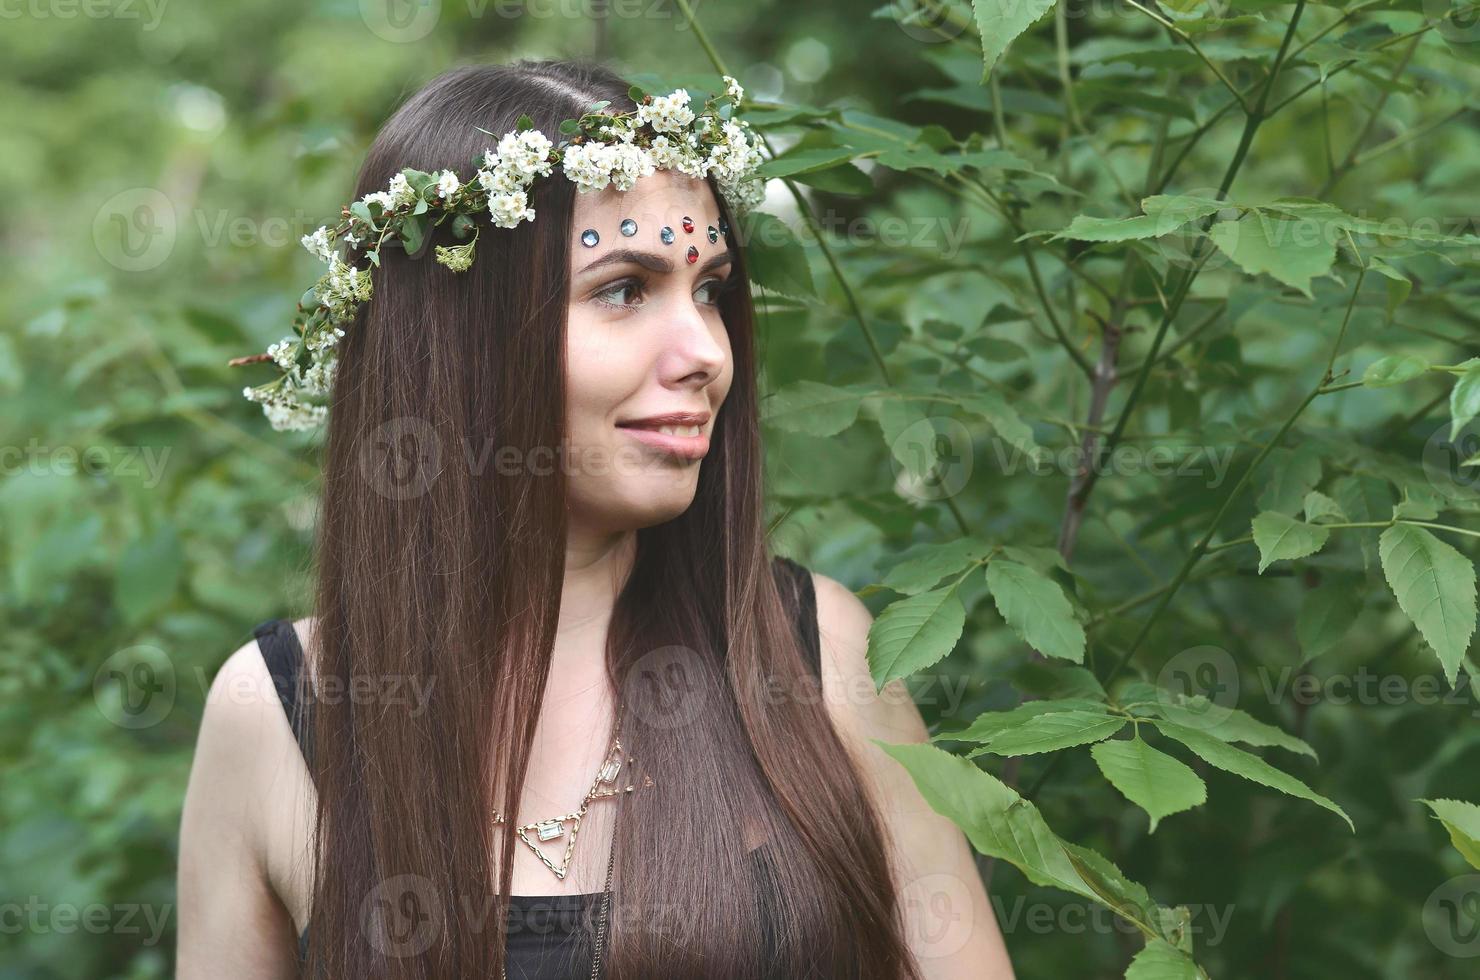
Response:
232,76,764,431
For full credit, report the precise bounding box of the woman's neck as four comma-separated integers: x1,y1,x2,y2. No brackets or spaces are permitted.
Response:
556,526,636,641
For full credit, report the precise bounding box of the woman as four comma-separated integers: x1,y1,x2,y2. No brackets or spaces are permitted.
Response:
176,58,1014,980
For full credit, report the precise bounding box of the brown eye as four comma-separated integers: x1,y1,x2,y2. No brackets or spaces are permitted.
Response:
594,278,644,309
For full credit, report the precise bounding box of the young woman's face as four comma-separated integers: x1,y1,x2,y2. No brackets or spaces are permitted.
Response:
563,170,735,533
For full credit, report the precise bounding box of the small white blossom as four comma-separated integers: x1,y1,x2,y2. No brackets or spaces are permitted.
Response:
723,75,744,103
435,169,461,199
636,89,695,135
560,141,617,193
300,226,334,263
387,172,416,208
608,143,656,193
488,190,535,228
495,130,554,179
361,190,395,211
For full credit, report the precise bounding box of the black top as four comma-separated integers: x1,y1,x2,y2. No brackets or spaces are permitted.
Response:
254,554,822,978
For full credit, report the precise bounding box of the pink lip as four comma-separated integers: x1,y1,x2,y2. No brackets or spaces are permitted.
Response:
615,420,710,460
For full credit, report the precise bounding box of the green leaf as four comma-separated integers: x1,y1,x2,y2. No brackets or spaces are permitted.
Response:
1091,736,1207,832
398,213,428,255
1419,799,1480,870
790,162,873,195
1152,719,1354,831
1161,700,1318,760
1303,491,1347,524
878,741,1196,954
756,147,857,178
881,537,994,595
1449,361,1480,442
1378,524,1477,686
762,380,868,436
985,560,1086,663
1208,211,1336,298
867,586,966,688
1125,938,1202,979
1051,194,1223,243
954,390,1038,453
1362,354,1429,388
1297,575,1363,664
967,710,1125,756
974,0,1059,78
940,698,1111,743
1251,511,1330,573
741,211,816,298
1367,256,1411,321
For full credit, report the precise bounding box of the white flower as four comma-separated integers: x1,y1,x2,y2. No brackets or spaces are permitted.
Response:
435,169,461,199
488,190,535,228
723,75,744,103
495,129,554,179
477,164,524,196
344,232,361,248
300,226,334,263
361,190,395,211
387,172,416,208
560,141,617,194
608,143,656,192
636,89,695,135
705,120,763,183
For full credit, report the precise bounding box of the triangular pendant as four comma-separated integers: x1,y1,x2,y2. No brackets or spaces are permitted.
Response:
515,813,583,879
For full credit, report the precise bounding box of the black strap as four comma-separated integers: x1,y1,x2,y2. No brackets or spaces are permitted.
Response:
771,555,823,682
253,618,314,768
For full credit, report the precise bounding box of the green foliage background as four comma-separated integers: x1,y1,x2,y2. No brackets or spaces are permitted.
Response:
3,0,1480,977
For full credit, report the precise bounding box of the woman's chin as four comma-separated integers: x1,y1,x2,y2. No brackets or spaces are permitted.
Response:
573,477,699,530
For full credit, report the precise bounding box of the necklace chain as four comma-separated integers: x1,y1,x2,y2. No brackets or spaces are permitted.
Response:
494,703,641,979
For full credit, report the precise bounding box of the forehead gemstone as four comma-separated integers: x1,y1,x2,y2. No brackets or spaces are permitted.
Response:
619,218,637,236
580,228,599,248
719,218,729,236
686,245,699,264
660,225,675,244
707,225,718,243
681,216,695,233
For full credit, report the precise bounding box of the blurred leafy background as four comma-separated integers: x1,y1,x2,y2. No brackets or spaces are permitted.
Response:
3,0,1480,977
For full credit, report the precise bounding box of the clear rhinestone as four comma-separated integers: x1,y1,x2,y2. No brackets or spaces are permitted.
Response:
580,228,599,248
535,819,564,841
619,218,637,236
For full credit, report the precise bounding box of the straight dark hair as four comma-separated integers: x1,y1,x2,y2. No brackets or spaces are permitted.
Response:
300,58,923,979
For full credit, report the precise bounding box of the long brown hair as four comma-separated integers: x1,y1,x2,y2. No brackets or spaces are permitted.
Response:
300,58,922,980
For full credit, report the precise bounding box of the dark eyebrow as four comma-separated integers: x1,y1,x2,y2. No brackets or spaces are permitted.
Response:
578,248,735,277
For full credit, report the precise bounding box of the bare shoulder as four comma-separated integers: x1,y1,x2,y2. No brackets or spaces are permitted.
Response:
808,570,928,745
808,570,1016,979
176,625,309,977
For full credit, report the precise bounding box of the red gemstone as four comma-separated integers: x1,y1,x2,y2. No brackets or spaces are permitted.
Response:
686,245,698,264
681,216,694,233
